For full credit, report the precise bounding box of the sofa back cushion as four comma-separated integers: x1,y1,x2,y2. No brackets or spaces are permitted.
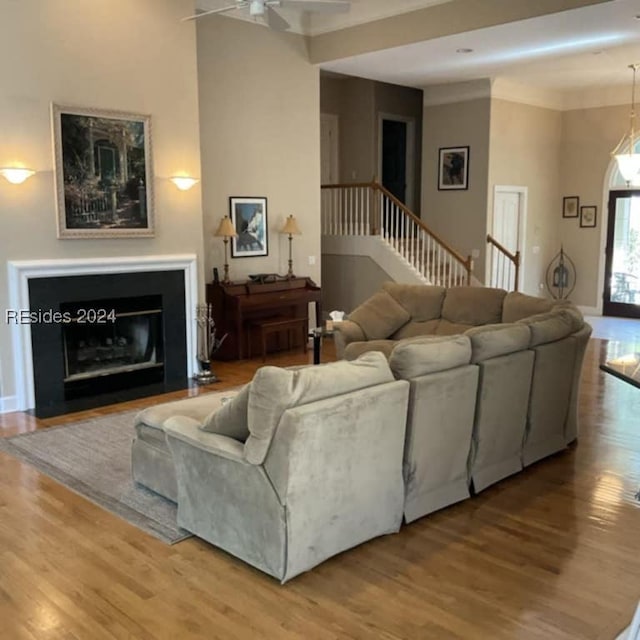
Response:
348,290,411,340
441,286,507,327
244,351,395,464
517,307,583,347
502,292,557,323
382,283,446,322
465,323,531,363
389,335,472,379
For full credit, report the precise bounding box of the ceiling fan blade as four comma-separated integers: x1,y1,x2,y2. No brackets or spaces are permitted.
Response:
278,0,350,13
181,4,243,22
266,6,291,31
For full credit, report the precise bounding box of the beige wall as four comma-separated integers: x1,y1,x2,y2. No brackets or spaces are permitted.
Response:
0,0,204,402
421,98,491,278
488,99,562,296
561,104,628,309
320,75,423,210
197,18,321,287
321,254,392,314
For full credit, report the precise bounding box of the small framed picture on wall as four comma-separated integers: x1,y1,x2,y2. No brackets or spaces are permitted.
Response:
562,196,579,218
580,205,597,228
438,146,469,190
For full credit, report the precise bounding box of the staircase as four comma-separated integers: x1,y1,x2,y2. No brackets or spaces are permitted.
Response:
321,182,473,287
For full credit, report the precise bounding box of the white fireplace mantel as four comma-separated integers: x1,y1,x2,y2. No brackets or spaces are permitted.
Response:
6,254,198,412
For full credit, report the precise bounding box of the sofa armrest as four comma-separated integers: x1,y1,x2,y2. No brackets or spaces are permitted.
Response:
164,416,247,464
332,320,366,358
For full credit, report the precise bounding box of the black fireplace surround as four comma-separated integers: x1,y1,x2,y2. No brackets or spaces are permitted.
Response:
29,270,188,418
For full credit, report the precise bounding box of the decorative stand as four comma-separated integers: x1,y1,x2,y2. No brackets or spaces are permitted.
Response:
545,246,576,299
193,303,227,385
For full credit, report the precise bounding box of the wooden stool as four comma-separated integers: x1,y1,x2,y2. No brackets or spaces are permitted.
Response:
248,317,308,362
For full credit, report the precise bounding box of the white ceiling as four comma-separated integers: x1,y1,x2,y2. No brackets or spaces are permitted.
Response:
195,0,453,35
320,0,640,95
193,0,640,99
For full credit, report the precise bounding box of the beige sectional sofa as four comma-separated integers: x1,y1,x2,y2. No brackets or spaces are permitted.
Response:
133,352,410,583
130,285,591,581
334,283,591,504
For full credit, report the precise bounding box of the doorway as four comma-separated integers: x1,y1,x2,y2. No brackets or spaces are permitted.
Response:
490,186,527,290
603,190,640,318
378,114,415,211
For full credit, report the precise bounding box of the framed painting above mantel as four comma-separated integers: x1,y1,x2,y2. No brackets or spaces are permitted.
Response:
52,104,154,239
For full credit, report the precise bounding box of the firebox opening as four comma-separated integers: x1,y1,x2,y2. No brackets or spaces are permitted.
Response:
60,295,164,400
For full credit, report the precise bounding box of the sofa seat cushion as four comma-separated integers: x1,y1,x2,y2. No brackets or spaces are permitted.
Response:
433,319,475,336
441,286,507,326
391,320,440,340
245,351,394,464
344,340,396,360
518,308,584,347
134,392,240,430
501,291,556,323
382,283,446,321
389,335,472,379
348,290,411,340
465,323,531,363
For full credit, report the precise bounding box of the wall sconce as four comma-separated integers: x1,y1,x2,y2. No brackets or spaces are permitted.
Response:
214,216,238,284
0,167,36,185
280,215,302,279
170,176,199,191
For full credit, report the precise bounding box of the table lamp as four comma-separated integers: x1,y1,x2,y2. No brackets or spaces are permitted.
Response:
214,216,238,284
280,215,301,279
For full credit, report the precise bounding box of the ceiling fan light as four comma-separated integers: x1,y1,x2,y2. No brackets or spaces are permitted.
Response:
614,152,640,183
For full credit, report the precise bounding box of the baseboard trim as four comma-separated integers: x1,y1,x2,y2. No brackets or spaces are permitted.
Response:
578,306,600,316
0,395,19,414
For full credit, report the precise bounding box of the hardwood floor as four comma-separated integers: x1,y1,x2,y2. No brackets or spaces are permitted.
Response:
1,336,639,639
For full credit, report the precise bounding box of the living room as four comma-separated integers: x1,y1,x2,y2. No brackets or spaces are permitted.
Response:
1,0,640,638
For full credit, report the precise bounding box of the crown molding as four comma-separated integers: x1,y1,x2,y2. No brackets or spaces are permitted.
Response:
490,78,565,111
422,78,491,106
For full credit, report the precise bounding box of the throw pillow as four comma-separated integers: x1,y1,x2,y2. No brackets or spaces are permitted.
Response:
200,383,251,442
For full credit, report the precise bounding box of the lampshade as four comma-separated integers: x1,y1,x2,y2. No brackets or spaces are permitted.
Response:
0,167,35,185
170,176,199,191
612,63,640,185
281,215,301,235
214,216,238,238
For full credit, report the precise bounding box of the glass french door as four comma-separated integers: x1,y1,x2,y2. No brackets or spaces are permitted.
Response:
603,190,640,318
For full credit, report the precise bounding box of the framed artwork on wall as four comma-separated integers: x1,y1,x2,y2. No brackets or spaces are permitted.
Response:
562,196,579,218
229,196,268,257
52,104,154,239
580,205,597,228
438,146,469,190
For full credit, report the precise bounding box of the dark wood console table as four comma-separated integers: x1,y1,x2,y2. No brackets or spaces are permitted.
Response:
206,277,321,360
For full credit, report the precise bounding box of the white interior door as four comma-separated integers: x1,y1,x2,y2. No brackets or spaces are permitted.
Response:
320,113,339,185
492,187,526,289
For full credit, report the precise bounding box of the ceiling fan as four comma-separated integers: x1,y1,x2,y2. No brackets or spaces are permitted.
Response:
182,0,351,32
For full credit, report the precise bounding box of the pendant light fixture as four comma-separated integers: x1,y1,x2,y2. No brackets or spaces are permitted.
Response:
612,64,640,185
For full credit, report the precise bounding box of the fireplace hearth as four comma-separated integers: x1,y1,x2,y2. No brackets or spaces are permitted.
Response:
28,270,188,417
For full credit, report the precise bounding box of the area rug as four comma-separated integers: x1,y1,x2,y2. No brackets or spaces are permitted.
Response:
0,410,191,544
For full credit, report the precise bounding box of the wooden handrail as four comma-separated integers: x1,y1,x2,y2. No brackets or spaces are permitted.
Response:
486,234,520,264
374,183,472,273
321,181,376,190
486,234,520,291
321,181,473,277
